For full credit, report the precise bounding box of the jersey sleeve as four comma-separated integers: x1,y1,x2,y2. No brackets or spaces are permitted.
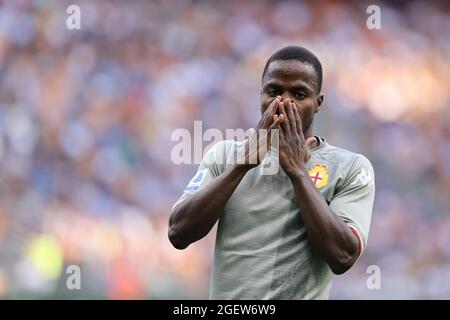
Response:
329,154,375,257
171,140,229,211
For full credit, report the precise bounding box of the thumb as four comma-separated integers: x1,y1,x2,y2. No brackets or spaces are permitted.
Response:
305,136,317,148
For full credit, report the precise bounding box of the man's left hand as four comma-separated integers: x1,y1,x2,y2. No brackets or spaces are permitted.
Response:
278,98,316,178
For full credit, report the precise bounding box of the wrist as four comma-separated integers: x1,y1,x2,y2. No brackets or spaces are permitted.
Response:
287,167,309,181
232,164,254,175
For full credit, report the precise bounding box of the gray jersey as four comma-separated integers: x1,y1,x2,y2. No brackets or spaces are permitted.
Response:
172,137,375,299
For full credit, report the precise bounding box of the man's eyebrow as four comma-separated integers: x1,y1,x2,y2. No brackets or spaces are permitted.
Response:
262,81,316,93
263,81,283,88
291,84,313,92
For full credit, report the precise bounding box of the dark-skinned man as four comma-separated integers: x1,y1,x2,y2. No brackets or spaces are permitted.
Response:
168,46,375,299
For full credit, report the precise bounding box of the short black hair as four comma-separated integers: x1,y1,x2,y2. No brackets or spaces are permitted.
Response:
262,46,323,93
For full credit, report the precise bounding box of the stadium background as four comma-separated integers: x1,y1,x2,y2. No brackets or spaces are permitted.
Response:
0,0,449,299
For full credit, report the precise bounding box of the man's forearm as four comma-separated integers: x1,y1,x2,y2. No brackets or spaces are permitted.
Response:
289,169,359,274
168,165,250,249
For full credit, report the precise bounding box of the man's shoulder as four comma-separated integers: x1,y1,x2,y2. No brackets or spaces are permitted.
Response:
205,139,240,157
316,141,375,193
202,139,241,167
319,141,373,174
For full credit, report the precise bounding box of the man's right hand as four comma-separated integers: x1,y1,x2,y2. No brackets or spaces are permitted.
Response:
237,96,284,168
169,96,284,250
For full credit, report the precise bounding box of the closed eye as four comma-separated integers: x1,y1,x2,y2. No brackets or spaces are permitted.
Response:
295,92,306,100
266,89,280,97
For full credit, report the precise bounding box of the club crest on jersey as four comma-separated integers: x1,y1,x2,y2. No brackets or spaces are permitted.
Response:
308,163,329,189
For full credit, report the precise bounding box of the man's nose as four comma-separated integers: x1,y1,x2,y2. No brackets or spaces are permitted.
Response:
281,93,292,101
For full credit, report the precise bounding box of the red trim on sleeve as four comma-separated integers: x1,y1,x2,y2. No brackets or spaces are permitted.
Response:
348,225,363,258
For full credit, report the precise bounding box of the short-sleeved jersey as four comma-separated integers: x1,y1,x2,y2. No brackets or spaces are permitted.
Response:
172,136,375,299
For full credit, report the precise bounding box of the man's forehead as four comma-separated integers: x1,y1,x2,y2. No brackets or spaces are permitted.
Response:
263,60,317,88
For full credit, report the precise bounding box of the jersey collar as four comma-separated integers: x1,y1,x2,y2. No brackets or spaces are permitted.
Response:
310,136,327,152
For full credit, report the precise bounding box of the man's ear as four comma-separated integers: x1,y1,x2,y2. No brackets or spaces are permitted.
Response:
315,93,324,113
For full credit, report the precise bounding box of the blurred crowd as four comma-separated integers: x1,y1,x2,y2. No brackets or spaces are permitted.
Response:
0,0,449,299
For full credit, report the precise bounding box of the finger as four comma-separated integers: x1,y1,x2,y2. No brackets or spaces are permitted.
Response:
304,137,316,163
285,98,297,134
259,97,281,131
267,114,283,149
259,114,282,154
292,101,302,136
279,121,286,140
256,97,280,130
264,96,281,120
278,101,291,135
267,115,282,145
246,129,258,165
305,136,317,149
270,114,283,129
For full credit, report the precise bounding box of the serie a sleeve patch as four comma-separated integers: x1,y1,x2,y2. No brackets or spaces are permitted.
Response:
184,169,208,191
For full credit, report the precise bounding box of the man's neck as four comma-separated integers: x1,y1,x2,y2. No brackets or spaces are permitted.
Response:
303,123,313,138
303,126,318,149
